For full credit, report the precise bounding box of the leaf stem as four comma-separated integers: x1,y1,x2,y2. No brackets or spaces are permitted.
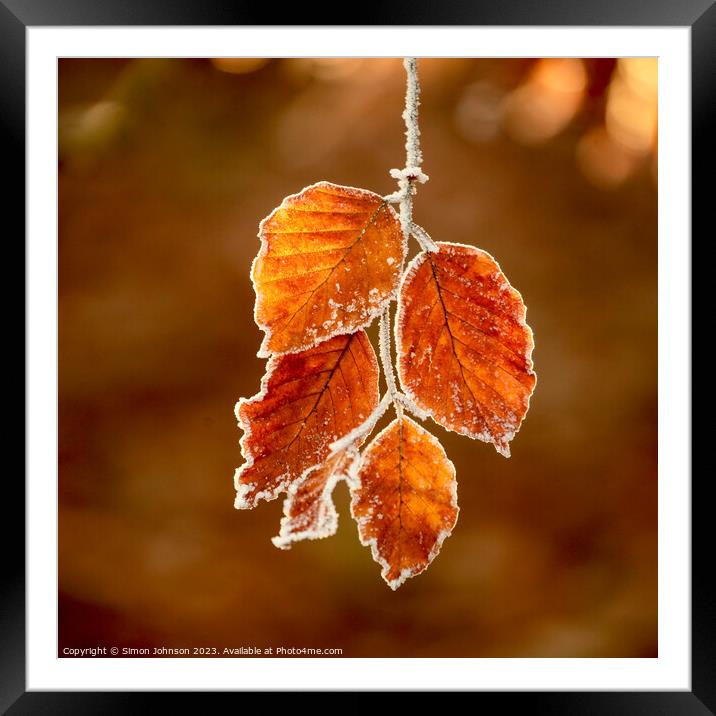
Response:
379,308,403,419
411,222,438,253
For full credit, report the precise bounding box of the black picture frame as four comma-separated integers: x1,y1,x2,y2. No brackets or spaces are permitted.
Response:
5,1,706,710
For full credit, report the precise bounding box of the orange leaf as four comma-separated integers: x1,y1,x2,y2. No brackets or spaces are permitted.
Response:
272,444,360,550
396,242,536,457
235,331,379,510
350,417,458,590
253,182,404,357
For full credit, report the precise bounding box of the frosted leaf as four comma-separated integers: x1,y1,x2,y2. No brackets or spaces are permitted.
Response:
350,416,459,590
272,444,361,549
396,242,536,457
252,182,404,357
234,331,379,509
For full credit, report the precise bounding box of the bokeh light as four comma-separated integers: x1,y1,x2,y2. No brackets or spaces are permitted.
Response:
502,59,587,145
606,58,658,155
210,58,269,74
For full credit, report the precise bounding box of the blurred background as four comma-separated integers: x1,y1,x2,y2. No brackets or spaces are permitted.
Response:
59,58,657,658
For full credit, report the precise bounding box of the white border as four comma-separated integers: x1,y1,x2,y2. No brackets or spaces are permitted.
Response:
28,27,690,691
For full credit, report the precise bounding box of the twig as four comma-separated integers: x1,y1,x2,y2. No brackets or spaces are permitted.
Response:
411,223,438,253
335,58,429,449
384,58,429,240
396,392,429,421
403,57,423,171
379,308,403,419
382,57,428,418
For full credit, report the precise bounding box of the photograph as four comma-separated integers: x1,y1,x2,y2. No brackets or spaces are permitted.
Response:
57,56,658,659
8,4,706,704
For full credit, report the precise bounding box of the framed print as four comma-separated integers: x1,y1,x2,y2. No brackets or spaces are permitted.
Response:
6,0,708,709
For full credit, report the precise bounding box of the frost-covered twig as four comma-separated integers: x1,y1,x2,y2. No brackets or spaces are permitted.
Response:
335,59,429,454
381,58,431,421
384,58,429,239
379,308,403,419
411,223,438,253
403,57,423,170
396,392,429,421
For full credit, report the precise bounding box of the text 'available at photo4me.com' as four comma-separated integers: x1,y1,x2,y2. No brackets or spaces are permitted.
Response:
61,645,345,657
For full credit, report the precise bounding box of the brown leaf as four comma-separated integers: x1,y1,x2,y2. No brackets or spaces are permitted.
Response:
396,242,536,457
272,444,360,550
253,181,404,357
235,331,379,510
350,417,458,590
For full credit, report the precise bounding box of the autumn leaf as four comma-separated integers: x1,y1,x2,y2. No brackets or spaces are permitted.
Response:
235,331,379,510
396,242,536,457
350,416,458,590
252,181,404,357
272,443,360,550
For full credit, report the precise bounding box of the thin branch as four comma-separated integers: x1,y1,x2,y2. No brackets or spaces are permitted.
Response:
333,59,428,451
403,57,423,171
379,308,403,419
411,223,438,253
385,58,429,238
383,58,429,419
396,392,429,421
385,57,428,419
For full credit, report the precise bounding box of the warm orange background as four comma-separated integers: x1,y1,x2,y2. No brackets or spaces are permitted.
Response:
59,58,657,658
